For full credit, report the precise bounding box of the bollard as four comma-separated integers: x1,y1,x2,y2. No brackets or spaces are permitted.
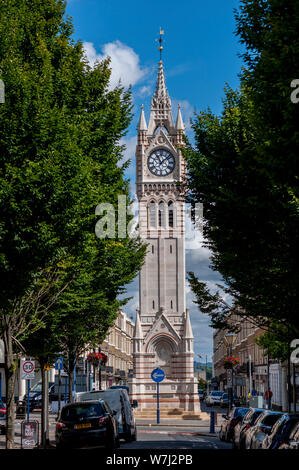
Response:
210,410,215,434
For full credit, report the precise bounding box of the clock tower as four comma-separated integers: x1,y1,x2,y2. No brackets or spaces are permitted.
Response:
130,37,200,413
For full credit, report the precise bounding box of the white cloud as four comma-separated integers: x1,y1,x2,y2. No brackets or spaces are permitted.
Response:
83,41,148,90
120,136,136,172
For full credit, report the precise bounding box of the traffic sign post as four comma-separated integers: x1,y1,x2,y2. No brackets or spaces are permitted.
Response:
27,380,30,423
21,359,35,380
151,368,165,425
55,357,63,413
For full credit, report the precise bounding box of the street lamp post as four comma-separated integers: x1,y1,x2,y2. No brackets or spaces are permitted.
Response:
224,333,237,413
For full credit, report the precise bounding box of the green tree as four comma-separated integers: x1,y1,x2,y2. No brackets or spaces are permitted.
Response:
184,0,299,339
0,0,145,448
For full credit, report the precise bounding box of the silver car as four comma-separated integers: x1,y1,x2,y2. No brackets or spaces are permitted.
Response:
246,411,283,449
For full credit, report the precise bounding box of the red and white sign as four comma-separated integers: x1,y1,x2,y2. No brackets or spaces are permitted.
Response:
21,359,35,380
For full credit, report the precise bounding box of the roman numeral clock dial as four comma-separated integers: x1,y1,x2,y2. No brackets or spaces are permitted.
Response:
147,149,175,176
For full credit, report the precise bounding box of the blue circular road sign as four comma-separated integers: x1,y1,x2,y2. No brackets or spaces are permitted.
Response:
151,368,165,383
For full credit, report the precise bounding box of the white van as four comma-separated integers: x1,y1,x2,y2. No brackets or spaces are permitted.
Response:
74,389,137,442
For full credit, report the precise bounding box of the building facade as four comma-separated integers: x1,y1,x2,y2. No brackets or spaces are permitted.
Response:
213,315,297,411
99,310,134,389
129,53,199,412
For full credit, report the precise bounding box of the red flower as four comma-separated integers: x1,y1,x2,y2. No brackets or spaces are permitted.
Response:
87,352,108,365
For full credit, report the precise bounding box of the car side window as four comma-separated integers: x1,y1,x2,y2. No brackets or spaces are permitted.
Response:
290,423,299,440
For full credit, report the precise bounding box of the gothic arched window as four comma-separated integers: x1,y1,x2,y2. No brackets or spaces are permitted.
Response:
149,200,156,228
168,201,174,228
158,201,165,228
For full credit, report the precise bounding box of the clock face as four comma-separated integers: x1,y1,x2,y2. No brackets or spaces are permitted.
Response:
147,149,175,176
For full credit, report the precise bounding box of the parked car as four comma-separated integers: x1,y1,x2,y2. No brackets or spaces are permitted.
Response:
0,411,6,435
55,400,119,449
198,390,205,401
245,410,283,449
233,408,265,449
219,407,250,442
278,421,299,449
262,414,299,450
205,391,224,406
0,399,6,414
23,381,55,411
75,388,137,442
219,393,240,408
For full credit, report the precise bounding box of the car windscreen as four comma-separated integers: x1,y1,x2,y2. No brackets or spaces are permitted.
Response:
31,383,42,393
250,411,264,424
262,414,282,427
61,403,104,422
211,391,223,396
233,408,250,418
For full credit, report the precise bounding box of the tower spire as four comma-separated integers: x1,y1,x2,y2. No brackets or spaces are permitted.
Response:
148,28,174,134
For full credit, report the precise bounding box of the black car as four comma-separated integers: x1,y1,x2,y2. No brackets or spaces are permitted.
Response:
219,407,250,442
0,411,6,435
233,408,265,449
55,400,120,449
23,381,55,411
262,414,299,450
278,421,299,449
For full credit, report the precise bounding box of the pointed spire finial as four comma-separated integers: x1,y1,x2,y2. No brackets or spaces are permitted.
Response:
183,308,194,339
176,103,185,131
137,104,147,131
134,309,143,339
157,27,165,61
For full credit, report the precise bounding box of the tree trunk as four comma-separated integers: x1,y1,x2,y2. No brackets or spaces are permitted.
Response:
3,320,17,449
39,359,48,448
68,349,75,403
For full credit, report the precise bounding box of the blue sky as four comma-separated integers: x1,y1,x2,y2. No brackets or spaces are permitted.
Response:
66,0,244,363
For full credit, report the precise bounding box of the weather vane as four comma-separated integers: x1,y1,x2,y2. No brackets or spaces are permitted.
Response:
156,27,165,60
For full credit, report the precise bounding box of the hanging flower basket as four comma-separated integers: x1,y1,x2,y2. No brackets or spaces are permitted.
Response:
224,355,240,370
87,352,108,367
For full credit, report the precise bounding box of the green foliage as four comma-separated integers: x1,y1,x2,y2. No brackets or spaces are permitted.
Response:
0,0,146,370
198,378,207,391
255,321,291,362
184,0,299,335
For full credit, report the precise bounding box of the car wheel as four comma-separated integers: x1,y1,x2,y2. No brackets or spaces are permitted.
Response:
105,434,117,450
124,430,133,443
132,427,137,441
56,441,66,449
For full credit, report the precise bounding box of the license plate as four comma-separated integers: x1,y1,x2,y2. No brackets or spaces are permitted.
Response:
75,423,92,430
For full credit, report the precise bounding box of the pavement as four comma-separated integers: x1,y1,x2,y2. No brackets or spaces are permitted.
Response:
135,419,221,436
